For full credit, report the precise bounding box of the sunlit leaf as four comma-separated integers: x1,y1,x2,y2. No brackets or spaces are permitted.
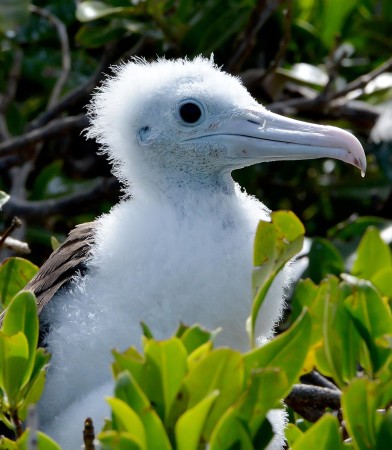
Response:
142,337,187,422
342,379,381,450
244,309,311,394
114,372,171,450
175,390,219,450
292,414,344,449
250,211,305,344
0,258,38,309
344,282,392,374
352,227,392,279
371,267,392,298
76,1,134,22
106,397,146,449
314,277,361,386
178,324,219,355
98,430,143,450
181,348,243,439
0,331,29,407
2,291,39,385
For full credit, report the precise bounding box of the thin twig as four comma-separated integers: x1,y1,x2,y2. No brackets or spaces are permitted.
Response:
3,177,119,219
29,5,71,108
0,217,22,249
227,0,284,73
260,0,292,83
0,115,88,157
30,38,146,129
0,48,23,140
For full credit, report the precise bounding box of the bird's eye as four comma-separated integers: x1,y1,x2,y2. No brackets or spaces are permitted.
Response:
178,99,205,126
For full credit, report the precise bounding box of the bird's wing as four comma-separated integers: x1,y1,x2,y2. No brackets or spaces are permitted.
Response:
0,221,96,325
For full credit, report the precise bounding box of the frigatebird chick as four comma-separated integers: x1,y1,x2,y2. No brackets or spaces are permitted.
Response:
23,57,365,449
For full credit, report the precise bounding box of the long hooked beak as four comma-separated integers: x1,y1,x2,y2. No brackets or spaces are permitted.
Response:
203,107,366,176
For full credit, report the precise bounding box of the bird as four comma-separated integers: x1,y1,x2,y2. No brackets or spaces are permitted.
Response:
10,56,366,449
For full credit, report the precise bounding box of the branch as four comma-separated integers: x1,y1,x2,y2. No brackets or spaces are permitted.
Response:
83,418,96,450
331,55,392,101
260,0,292,83
0,217,22,248
29,5,71,108
0,115,88,157
285,384,342,423
226,0,285,73
300,370,340,391
0,236,30,254
30,37,146,129
3,177,119,219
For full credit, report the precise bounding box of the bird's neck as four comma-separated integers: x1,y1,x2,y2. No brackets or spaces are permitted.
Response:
131,169,236,207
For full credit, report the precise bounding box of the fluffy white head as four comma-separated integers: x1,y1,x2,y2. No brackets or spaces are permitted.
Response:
86,56,258,195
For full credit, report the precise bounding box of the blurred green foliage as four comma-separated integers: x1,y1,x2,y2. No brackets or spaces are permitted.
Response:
0,212,391,449
0,0,391,260
1,1,392,449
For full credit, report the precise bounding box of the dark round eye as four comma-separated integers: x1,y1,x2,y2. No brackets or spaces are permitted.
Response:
178,99,205,125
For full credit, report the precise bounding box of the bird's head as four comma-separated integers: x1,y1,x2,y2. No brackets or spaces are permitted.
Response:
87,56,366,196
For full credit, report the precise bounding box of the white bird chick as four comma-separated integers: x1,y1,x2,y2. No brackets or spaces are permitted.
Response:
27,57,365,449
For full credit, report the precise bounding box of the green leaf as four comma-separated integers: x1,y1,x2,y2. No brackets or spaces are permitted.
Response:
112,346,144,382
0,331,29,407
305,238,344,283
98,430,143,450
290,278,319,322
292,414,344,449
106,397,146,449
26,432,61,450
2,291,39,385
0,0,31,34
344,282,392,374
244,309,311,394
371,267,392,298
352,227,392,279
342,379,381,450
175,390,219,450
142,337,188,423
250,211,305,345
76,22,132,48
318,0,358,48
285,423,304,446
114,372,171,450
178,324,219,355
182,348,243,439
0,258,38,309
313,277,361,386
237,369,288,437
18,369,46,421
76,1,134,22
209,413,254,450
375,408,392,450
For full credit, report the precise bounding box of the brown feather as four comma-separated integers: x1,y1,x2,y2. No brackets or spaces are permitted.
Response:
0,222,96,326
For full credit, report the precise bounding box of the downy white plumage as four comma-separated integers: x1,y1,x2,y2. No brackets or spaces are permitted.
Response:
37,56,366,449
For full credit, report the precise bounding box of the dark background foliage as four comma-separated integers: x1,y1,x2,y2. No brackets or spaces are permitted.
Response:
1,0,392,264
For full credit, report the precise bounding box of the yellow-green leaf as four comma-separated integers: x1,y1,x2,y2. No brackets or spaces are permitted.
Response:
175,390,219,450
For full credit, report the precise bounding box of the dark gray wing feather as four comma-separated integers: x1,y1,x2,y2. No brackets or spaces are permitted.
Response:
0,221,96,325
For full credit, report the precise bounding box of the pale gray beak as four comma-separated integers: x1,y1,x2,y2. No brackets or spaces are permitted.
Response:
205,107,366,176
